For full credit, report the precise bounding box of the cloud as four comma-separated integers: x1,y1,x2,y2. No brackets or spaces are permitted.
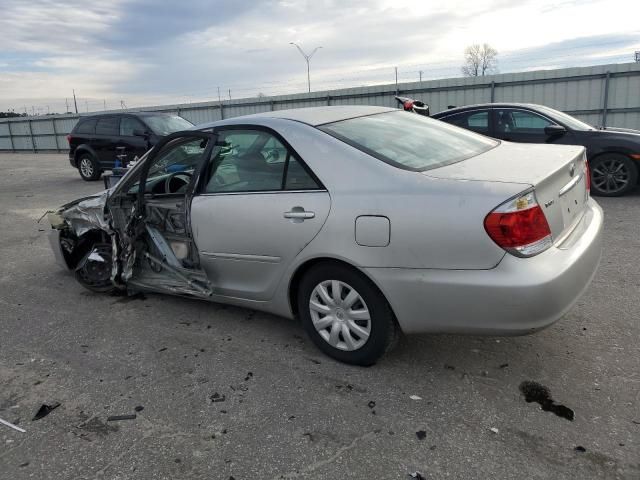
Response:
0,0,639,112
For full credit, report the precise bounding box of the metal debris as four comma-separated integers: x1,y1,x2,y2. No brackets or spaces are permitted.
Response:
107,414,137,421
490,427,499,434
409,395,422,401
0,417,26,433
32,402,61,421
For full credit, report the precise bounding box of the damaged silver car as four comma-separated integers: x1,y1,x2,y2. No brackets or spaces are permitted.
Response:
49,106,603,365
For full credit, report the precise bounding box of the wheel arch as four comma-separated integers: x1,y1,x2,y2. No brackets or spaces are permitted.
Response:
589,150,640,185
74,145,98,162
287,256,402,331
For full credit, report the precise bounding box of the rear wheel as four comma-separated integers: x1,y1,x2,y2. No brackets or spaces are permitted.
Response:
78,153,101,181
590,153,637,197
297,263,397,366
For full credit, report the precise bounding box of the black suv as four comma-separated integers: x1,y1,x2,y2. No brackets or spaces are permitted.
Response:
67,112,194,181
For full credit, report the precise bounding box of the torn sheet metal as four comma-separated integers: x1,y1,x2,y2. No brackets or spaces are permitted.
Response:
53,191,112,236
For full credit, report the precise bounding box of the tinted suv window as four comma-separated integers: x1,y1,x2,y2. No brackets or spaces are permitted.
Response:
75,118,96,134
95,117,120,135
120,117,146,136
204,129,319,193
442,110,489,133
320,111,497,171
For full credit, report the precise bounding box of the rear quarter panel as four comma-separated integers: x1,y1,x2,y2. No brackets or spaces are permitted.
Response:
259,118,524,271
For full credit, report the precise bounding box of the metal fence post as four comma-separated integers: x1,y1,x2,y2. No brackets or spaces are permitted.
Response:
490,81,496,103
52,118,60,152
7,121,15,152
326,95,331,106
220,103,225,120
602,71,610,127
270,101,275,111
27,120,36,153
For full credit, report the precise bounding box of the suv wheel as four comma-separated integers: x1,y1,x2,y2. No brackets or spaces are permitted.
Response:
298,263,398,366
78,153,101,181
590,153,638,197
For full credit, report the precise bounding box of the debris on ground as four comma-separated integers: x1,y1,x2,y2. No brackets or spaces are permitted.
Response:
107,414,137,421
499,363,509,369
409,395,422,401
416,430,427,440
444,364,455,370
490,427,499,434
409,471,426,479
244,372,253,381
519,381,575,421
134,406,144,412
32,402,61,421
210,393,226,403
367,401,376,409
574,446,586,453
0,417,26,433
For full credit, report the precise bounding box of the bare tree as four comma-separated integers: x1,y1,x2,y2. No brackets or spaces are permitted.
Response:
461,44,498,77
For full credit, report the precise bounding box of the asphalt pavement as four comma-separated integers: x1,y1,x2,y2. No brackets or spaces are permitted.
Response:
0,153,638,479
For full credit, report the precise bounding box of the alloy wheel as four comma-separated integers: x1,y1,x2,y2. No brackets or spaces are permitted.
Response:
80,157,94,178
591,158,630,194
309,280,371,351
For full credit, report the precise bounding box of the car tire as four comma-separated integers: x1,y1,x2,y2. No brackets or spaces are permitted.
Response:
74,242,116,293
297,262,398,366
77,153,101,181
590,153,638,197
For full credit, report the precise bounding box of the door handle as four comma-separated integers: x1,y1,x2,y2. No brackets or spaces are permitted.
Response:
284,207,315,221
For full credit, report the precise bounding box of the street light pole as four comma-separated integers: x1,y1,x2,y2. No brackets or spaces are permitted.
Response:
290,42,322,93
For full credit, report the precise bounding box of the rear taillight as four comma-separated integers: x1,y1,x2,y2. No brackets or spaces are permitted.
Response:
484,191,552,257
66,134,72,145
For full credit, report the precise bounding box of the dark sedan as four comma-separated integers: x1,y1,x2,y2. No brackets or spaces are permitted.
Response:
432,103,640,196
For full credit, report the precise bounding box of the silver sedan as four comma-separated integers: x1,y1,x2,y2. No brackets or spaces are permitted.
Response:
49,106,603,365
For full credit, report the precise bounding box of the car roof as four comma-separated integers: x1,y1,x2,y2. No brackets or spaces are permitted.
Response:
199,105,396,129
77,111,177,120
432,103,545,116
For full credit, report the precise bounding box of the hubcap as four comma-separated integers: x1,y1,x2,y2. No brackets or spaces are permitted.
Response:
591,159,629,193
80,158,94,177
309,280,371,351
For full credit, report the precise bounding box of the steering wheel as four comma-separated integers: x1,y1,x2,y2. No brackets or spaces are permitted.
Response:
164,171,193,194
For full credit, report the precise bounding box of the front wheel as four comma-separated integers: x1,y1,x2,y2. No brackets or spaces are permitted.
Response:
297,263,398,366
590,154,638,197
78,153,101,181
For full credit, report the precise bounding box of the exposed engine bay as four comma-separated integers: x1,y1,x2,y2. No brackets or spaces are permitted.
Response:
48,132,215,298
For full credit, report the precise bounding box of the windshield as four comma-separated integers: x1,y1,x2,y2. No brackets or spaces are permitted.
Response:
536,106,594,131
319,111,498,171
144,115,194,135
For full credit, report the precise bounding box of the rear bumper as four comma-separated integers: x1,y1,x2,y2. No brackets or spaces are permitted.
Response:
365,198,603,335
69,152,76,168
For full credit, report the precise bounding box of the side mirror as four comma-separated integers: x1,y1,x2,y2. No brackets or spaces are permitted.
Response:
544,124,567,136
133,128,149,138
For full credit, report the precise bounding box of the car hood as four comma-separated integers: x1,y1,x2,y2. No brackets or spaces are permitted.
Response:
596,126,640,136
50,189,112,236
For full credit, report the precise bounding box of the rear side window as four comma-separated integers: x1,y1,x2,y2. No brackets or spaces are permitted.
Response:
120,117,145,136
319,111,497,171
95,117,120,135
441,110,489,134
75,118,96,135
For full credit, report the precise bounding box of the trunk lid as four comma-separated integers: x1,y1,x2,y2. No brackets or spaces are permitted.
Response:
425,141,589,242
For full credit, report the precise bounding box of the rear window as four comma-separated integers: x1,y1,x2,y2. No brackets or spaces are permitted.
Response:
75,118,97,135
95,116,120,135
319,111,498,171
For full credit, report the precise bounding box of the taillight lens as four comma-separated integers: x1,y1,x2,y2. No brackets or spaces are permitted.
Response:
484,191,552,257
66,134,72,144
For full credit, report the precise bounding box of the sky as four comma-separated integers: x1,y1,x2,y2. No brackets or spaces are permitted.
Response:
0,0,638,114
